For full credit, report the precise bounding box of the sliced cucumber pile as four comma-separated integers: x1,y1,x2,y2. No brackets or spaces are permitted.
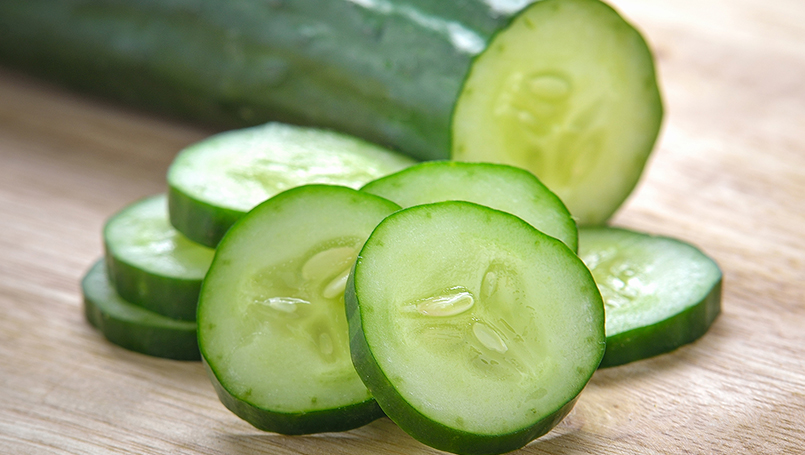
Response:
85,122,418,361
83,193,213,359
104,194,214,321
360,161,578,251
578,227,722,368
168,122,416,248
347,202,605,454
83,260,200,361
197,185,400,434
452,0,663,226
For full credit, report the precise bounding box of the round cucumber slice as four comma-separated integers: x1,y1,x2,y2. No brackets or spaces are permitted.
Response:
168,122,416,247
82,259,199,361
452,0,663,226
360,161,578,252
198,185,401,434
104,194,214,321
578,227,722,368
347,201,605,455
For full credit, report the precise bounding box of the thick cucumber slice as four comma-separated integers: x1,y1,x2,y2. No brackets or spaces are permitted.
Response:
347,202,605,455
104,194,214,321
198,185,401,434
578,227,722,368
360,161,578,252
82,259,199,361
452,0,663,226
168,122,415,248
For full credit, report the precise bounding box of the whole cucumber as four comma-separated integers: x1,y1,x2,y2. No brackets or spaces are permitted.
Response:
0,0,504,159
0,0,662,224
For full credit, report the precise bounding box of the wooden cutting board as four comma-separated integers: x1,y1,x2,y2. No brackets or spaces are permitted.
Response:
1,0,803,453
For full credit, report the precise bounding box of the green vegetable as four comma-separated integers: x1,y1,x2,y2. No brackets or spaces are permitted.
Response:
361,160,577,252
578,227,722,368
197,185,400,434
0,0,661,224
347,201,605,454
104,194,214,321
83,259,200,361
452,0,662,224
168,122,415,247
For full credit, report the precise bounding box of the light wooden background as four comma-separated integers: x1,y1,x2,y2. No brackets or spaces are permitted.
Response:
1,0,804,453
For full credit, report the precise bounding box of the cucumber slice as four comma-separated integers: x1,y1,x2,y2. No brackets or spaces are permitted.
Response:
198,185,401,434
82,259,199,361
360,161,578,252
104,194,214,321
347,201,605,455
168,122,416,248
578,227,722,368
452,0,663,226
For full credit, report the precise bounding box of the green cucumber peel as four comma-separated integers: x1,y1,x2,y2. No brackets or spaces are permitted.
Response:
82,259,200,361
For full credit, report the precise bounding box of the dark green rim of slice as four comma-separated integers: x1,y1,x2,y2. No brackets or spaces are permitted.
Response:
83,259,200,361
203,358,385,435
599,278,722,368
168,185,243,249
104,252,203,322
346,268,581,455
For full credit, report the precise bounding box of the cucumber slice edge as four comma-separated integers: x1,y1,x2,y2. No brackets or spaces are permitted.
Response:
197,184,402,433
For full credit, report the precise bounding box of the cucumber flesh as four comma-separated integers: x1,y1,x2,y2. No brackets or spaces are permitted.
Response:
360,160,578,252
197,185,401,434
452,0,663,225
347,201,604,454
168,122,416,247
104,194,214,321
82,259,199,361
578,227,722,368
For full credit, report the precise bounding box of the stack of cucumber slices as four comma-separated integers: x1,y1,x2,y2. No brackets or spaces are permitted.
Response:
78,0,720,450
82,119,722,453
82,122,415,361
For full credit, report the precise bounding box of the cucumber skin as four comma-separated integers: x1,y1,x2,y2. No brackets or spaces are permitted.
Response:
104,248,202,322
85,298,201,361
83,260,200,361
600,278,722,368
345,265,579,455
168,185,241,249
202,358,385,435
0,0,521,161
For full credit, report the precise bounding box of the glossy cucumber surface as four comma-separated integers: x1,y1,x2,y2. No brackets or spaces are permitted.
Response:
0,0,502,159
0,1,661,224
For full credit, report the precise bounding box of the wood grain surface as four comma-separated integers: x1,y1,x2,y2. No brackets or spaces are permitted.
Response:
1,0,804,453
